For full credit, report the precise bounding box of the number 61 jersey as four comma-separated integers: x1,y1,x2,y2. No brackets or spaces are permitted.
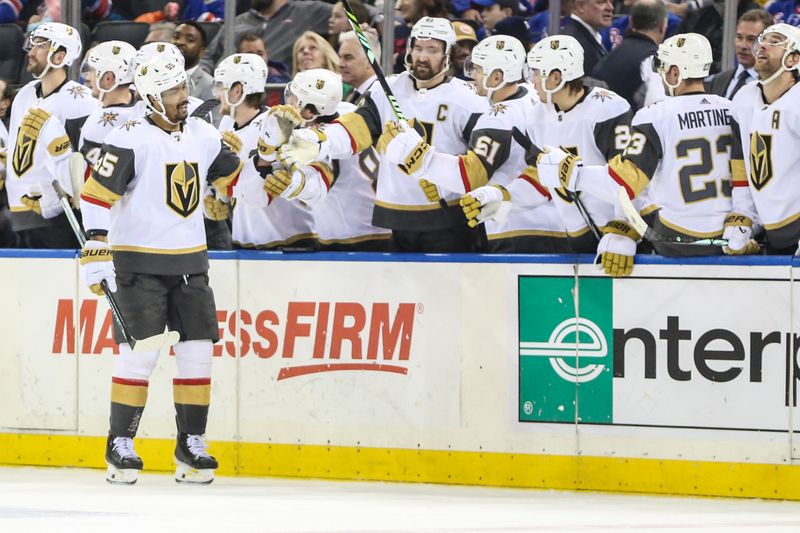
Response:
610,93,733,237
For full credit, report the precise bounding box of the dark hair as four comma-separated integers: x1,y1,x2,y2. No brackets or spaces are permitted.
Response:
339,0,370,26
405,0,448,21
630,0,668,33
738,8,773,29
176,21,207,47
565,78,583,94
237,31,264,50
244,92,264,107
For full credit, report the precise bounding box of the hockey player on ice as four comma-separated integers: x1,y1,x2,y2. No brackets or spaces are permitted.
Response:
79,52,243,485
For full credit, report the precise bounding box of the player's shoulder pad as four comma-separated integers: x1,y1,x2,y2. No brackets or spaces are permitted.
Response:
585,87,630,118
60,81,101,116
729,82,759,112
631,97,668,127
336,101,357,115
187,115,223,139
103,118,147,148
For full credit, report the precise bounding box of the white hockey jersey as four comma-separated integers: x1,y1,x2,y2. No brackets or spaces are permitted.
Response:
290,102,390,246
7,79,100,230
621,92,733,237
522,86,632,237
322,72,489,231
80,116,242,274
225,111,315,249
730,81,800,249
78,95,143,167
457,87,567,242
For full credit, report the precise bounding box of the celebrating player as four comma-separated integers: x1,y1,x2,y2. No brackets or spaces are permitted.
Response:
79,53,243,485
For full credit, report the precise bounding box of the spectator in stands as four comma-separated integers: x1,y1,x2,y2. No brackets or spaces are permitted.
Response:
704,9,771,98
768,0,800,27
339,30,379,103
475,0,522,32
144,21,176,44
328,0,370,48
236,31,290,106
26,0,112,29
292,31,339,76
559,0,614,75
529,0,571,43
592,0,667,111
451,20,478,79
200,0,332,73
0,0,25,23
494,16,534,51
180,0,225,21
172,21,216,102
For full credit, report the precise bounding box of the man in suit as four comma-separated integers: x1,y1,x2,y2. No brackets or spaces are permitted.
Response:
339,30,379,104
560,0,614,75
172,21,217,103
704,9,772,99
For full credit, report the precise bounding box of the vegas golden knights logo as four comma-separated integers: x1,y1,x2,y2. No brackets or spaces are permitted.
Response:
677,37,685,47
112,45,120,54
165,161,200,217
496,40,505,50
157,44,165,52
12,129,35,176
316,79,325,90
749,132,773,191
550,40,559,49
233,55,242,63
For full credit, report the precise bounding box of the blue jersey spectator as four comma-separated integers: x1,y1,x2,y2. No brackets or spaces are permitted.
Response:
0,0,25,23
767,0,800,27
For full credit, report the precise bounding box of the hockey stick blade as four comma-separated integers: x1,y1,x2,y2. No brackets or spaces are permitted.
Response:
52,180,181,353
617,188,728,246
130,330,180,353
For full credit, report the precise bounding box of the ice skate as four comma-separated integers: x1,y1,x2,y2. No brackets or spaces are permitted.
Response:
174,433,218,484
105,434,143,485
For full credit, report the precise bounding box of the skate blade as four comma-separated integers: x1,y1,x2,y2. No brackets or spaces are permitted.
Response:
106,464,139,485
174,459,215,484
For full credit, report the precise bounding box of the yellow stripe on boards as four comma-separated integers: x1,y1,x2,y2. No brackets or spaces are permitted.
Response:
1,432,800,500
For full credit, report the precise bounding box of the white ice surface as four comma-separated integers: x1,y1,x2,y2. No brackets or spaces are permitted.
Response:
1,467,800,532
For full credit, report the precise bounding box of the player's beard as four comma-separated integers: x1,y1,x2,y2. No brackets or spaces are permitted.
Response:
168,100,189,123
26,56,45,76
412,58,441,81
755,55,781,81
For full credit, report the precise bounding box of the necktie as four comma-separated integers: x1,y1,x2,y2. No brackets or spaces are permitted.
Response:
347,89,361,104
728,70,750,99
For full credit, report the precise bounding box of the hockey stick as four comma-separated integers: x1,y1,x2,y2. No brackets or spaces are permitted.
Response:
569,190,601,242
190,98,220,120
617,187,728,246
340,0,450,209
52,180,180,353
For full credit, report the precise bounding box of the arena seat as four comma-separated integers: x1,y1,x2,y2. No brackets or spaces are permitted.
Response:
92,21,151,49
0,24,24,82
197,22,222,45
